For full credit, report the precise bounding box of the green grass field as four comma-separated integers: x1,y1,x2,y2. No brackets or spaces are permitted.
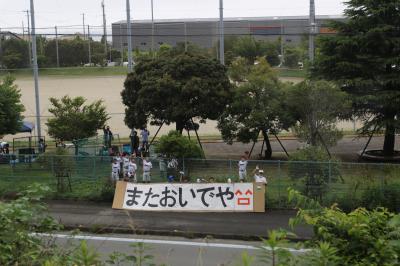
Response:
0,66,307,79
0,67,129,78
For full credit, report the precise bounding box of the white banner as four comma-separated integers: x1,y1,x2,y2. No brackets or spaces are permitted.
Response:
121,183,255,211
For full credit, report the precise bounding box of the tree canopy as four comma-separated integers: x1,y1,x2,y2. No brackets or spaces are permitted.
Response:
218,57,293,159
121,53,233,133
313,0,400,156
46,96,109,141
0,38,29,69
0,75,25,136
286,80,350,147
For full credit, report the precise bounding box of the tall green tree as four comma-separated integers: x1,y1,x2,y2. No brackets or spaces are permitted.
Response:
218,58,293,159
313,0,400,156
286,80,350,147
0,75,25,136
46,96,109,144
232,36,280,66
122,53,233,133
0,38,29,69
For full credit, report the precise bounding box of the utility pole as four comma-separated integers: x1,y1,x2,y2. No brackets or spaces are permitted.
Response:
30,0,42,142
22,21,25,38
126,0,133,72
151,0,155,54
87,25,91,65
25,10,32,67
102,1,108,56
55,26,59,67
309,0,316,63
184,22,187,52
0,27,3,60
82,13,86,40
219,0,224,65
280,22,284,67
119,24,124,64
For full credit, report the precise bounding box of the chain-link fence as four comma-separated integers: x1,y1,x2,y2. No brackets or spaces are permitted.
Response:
0,155,399,210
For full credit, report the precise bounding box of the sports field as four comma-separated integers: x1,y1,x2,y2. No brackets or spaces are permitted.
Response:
2,74,362,141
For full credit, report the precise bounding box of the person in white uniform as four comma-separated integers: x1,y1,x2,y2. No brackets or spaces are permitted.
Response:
142,157,153,183
253,168,267,185
110,159,120,185
238,156,248,182
127,157,138,182
122,154,130,178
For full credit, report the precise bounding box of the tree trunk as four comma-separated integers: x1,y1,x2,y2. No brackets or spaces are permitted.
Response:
262,130,272,160
176,121,184,135
383,119,396,157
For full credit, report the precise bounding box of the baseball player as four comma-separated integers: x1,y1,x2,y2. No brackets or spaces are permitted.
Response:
110,158,121,185
127,157,138,182
142,156,153,183
238,156,248,182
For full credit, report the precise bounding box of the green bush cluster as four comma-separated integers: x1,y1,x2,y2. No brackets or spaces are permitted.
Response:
155,130,203,159
289,147,341,201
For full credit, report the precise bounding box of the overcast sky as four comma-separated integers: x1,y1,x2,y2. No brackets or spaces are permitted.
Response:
0,0,346,35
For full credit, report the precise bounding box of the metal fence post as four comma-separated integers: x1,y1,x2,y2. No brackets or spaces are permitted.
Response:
380,163,385,194
182,157,186,174
51,155,54,176
278,160,281,208
229,159,232,179
328,160,332,187
93,156,96,179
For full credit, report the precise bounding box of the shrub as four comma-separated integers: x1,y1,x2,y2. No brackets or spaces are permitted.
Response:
36,147,75,193
361,183,400,212
155,130,203,159
289,147,341,201
0,184,61,265
289,189,400,266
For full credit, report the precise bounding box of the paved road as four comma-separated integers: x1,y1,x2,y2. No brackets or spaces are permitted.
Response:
44,232,306,266
48,201,312,240
203,136,400,161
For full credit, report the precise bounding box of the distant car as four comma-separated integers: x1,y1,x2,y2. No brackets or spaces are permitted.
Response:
122,61,135,67
107,62,117,67
83,63,95,67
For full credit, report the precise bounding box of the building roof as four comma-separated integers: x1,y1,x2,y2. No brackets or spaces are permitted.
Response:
112,15,345,25
0,31,22,40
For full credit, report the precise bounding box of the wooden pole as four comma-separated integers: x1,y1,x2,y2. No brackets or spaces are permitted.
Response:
260,139,265,157
360,124,378,158
149,122,164,147
273,133,290,158
191,118,204,158
248,130,260,158
317,131,331,158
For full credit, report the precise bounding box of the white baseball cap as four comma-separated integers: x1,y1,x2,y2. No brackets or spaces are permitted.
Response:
259,169,264,173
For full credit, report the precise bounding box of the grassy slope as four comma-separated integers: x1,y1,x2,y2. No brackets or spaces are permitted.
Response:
0,67,306,78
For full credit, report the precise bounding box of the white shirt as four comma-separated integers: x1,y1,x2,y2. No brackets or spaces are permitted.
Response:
168,158,178,169
128,162,137,173
254,174,267,184
143,160,152,172
238,160,248,172
111,162,120,173
123,157,130,169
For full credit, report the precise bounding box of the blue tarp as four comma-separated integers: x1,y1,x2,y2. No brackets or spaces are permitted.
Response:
19,121,35,133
